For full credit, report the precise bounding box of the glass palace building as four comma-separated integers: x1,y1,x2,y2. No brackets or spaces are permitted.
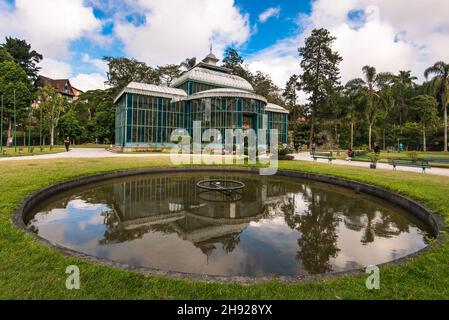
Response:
114,53,289,150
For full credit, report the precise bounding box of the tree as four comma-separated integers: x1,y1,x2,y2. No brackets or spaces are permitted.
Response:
410,95,439,151
283,75,299,107
1,37,43,83
0,60,33,144
72,89,115,143
103,56,159,92
180,57,196,70
59,107,82,144
424,61,449,151
391,71,417,129
156,64,181,86
345,66,393,149
0,48,14,63
37,86,65,147
298,28,342,145
252,71,283,105
221,47,253,82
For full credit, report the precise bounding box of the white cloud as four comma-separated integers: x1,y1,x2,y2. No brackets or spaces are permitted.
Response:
114,0,251,65
0,0,103,58
39,58,72,79
82,54,109,73
258,7,280,23
71,73,106,92
247,0,449,101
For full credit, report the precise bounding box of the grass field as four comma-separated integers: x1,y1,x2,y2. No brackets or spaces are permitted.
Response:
0,158,448,299
0,146,65,158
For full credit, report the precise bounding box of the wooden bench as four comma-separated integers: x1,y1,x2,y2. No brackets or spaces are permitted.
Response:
424,158,449,165
388,158,431,173
312,152,336,163
351,152,369,160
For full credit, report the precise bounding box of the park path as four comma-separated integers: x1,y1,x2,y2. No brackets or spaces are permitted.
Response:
0,148,166,161
293,152,449,177
1,148,449,177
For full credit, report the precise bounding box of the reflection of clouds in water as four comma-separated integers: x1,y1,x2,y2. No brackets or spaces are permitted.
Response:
94,231,266,276
249,216,286,228
32,199,110,247
331,221,426,272
68,198,107,211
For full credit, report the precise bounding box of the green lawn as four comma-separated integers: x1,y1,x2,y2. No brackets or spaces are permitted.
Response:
1,158,448,299
329,151,449,168
0,146,65,158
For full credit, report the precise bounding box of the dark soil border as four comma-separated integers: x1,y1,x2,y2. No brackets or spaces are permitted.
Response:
12,166,447,284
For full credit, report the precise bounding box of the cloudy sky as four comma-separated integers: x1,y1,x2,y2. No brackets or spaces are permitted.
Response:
1,0,448,97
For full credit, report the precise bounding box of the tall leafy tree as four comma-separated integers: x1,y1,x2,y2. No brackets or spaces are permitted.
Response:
103,56,159,93
424,61,449,151
0,47,14,63
0,60,33,144
283,74,299,106
345,66,393,149
391,70,418,128
252,71,283,105
59,107,83,144
156,64,181,86
37,86,65,147
180,57,196,70
298,28,342,144
409,95,439,151
1,37,43,83
72,89,115,144
221,47,253,82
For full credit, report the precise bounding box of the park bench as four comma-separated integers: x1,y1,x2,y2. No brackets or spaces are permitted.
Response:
311,152,336,163
351,152,369,161
423,157,449,165
388,158,431,173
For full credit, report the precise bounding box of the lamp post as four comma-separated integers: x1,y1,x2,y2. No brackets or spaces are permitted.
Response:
13,89,17,153
0,95,3,152
28,102,32,152
39,102,42,150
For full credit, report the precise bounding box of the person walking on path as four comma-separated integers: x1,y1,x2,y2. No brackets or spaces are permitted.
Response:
374,143,381,154
311,142,317,156
64,137,71,152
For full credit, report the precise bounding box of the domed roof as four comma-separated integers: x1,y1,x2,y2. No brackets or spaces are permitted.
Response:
171,67,255,92
186,88,266,103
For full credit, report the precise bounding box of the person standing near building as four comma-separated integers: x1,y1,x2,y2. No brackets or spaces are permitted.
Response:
64,137,71,152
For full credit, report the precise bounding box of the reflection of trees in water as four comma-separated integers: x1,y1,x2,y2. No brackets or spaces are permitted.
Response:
340,197,411,245
281,191,340,275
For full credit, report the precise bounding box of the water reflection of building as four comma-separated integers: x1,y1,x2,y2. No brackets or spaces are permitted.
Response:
100,175,291,255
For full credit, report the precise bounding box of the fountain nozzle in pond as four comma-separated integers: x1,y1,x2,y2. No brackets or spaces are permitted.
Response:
196,179,245,202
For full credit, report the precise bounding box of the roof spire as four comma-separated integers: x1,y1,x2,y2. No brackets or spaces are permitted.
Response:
202,46,219,66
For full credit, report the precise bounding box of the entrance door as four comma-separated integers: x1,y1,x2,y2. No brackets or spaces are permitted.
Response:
243,114,255,130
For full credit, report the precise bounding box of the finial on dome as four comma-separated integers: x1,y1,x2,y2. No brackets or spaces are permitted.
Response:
202,46,219,66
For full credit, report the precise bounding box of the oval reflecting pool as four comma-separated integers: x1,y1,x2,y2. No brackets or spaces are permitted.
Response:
25,172,431,277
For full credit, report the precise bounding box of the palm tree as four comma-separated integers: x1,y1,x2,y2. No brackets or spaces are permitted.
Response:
392,71,417,129
424,61,449,152
345,66,393,149
180,57,196,70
